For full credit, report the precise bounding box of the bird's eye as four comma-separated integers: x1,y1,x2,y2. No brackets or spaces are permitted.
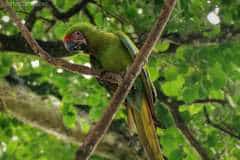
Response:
75,31,81,35
74,46,79,50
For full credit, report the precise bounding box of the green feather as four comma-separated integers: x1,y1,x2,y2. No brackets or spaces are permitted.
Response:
66,23,163,160
67,23,132,72
116,31,157,110
67,23,156,109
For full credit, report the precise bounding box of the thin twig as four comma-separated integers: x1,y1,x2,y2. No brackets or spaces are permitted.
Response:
91,0,129,25
83,8,96,25
204,107,240,140
0,0,121,85
20,0,91,31
42,0,91,21
156,84,211,160
25,2,45,30
169,97,227,106
192,99,226,105
18,10,55,27
76,0,177,159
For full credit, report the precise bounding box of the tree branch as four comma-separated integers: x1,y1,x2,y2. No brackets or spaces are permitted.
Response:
156,85,211,160
19,0,91,32
83,8,96,25
138,24,240,53
25,2,45,30
76,0,176,159
0,0,123,85
1,25,239,59
204,107,240,140
166,103,211,160
192,99,226,105
42,0,91,21
0,34,69,57
0,80,143,160
163,24,240,45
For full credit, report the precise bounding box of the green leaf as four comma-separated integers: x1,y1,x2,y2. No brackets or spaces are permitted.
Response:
156,102,174,128
61,102,77,128
188,104,203,116
155,40,170,52
56,0,65,8
0,67,9,78
164,66,178,80
160,127,185,156
169,148,186,160
95,12,104,26
206,131,219,147
148,58,160,81
182,84,200,103
161,75,185,97
208,63,226,89
176,45,187,60
79,118,90,134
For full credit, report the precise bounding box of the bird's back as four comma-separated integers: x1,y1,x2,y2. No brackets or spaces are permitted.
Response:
94,33,132,73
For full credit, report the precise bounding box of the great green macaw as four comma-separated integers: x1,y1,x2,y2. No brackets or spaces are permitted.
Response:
63,23,164,160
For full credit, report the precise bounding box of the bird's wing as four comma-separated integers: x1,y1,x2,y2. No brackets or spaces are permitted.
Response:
116,31,157,109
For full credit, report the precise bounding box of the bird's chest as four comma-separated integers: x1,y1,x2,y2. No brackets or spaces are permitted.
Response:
97,48,131,73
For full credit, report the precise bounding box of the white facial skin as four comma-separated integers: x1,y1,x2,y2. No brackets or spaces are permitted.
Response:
70,31,88,50
64,31,88,52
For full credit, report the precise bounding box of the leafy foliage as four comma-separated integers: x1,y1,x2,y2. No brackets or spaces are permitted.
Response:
0,0,240,159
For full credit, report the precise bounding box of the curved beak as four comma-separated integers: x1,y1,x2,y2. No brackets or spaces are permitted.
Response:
64,40,77,52
64,39,88,52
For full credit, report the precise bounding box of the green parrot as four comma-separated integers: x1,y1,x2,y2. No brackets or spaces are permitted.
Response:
63,23,164,160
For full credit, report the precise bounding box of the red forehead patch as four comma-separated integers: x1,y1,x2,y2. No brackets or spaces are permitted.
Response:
64,34,72,41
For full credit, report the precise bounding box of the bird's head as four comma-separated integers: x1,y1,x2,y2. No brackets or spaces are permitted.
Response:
63,30,88,52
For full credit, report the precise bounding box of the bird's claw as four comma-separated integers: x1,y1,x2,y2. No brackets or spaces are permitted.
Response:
99,71,123,85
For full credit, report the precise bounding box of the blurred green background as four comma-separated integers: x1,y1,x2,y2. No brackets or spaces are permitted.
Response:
0,0,240,159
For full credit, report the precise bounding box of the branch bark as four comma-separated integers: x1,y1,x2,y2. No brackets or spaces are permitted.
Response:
0,80,143,160
25,2,45,30
83,8,96,25
163,24,240,45
41,0,91,21
0,34,69,57
167,104,211,160
0,0,96,74
0,27,238,58
76,0,176,159
192,99,226,105
156,83,211,160
0,0,123,85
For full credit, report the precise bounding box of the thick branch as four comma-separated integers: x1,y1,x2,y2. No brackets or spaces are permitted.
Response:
0,34,69,57
164,24,240,45
138,25,240,53
76,0,176,159
0,80,143,160
1,26,239,57
0,0,124,85
204,107,240,140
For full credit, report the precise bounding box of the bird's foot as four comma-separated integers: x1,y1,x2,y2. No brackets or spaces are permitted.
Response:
99,71,123,85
